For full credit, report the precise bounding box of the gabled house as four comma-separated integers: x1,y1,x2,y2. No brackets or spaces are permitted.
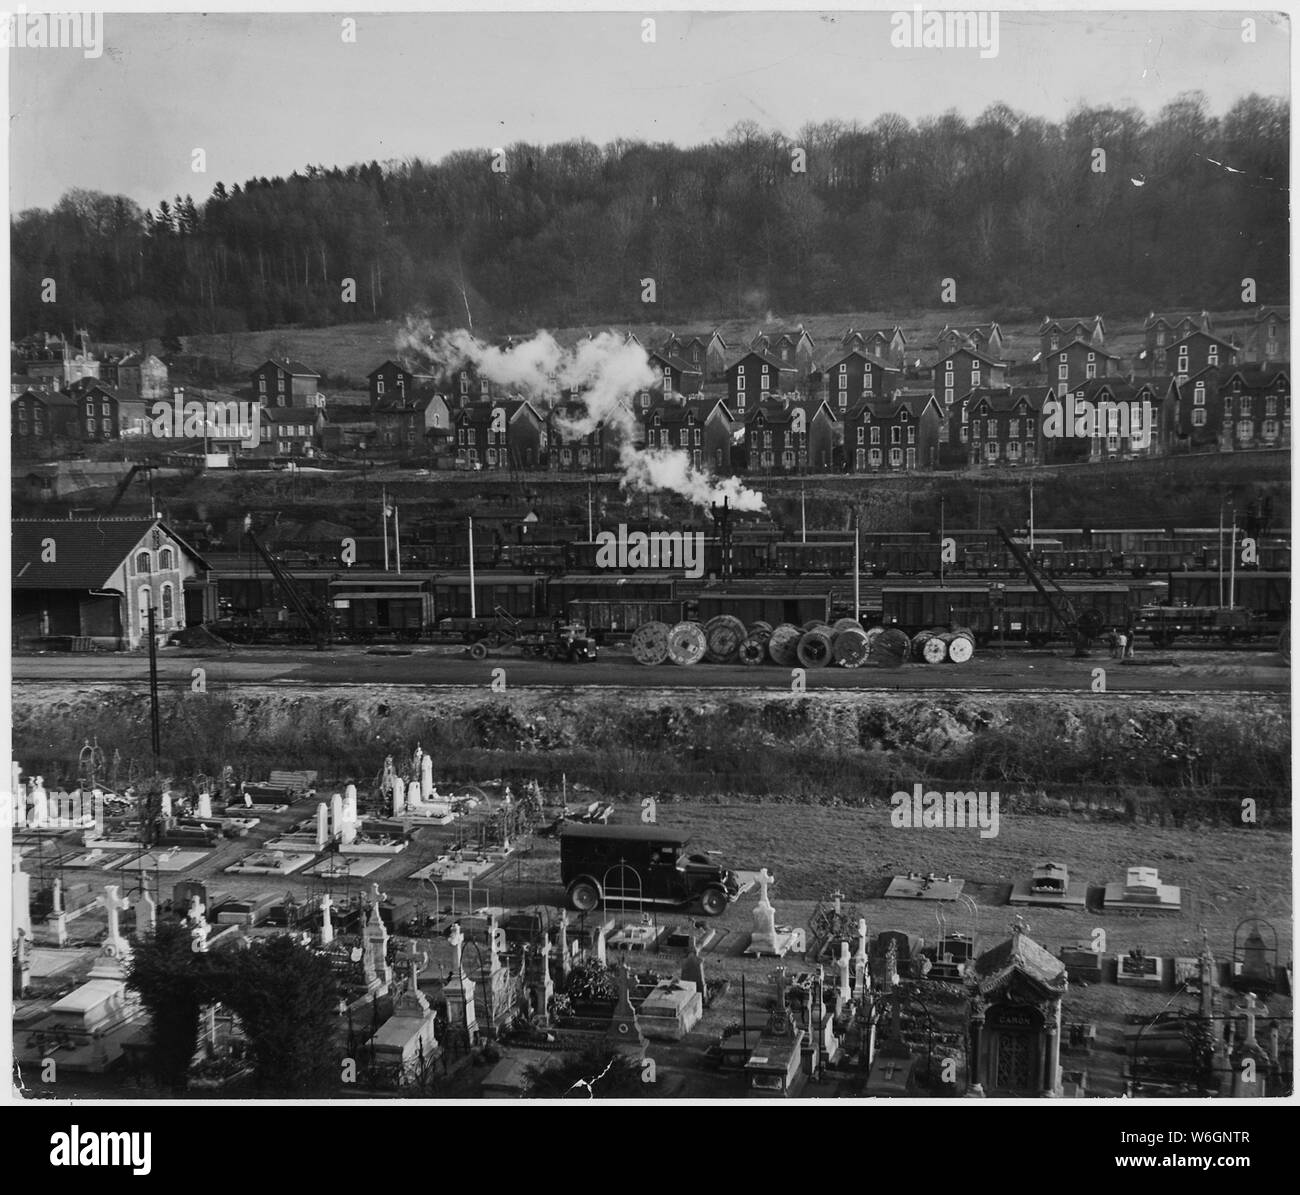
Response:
741,397,836,473
845,392,942,472
1165,330,1238,382
1142,311,1211,368
101,352,169,401
750,328,817,379
454,400,547,470
548,402,620,472
820,349,902,418
373,389,451,452
1038,315,1105,358
841,326,907,365
938,323,1005,360
251,359,321,408
65,381,151,441
251,407,324,458
933,347,1008,418
445,362,498,408
641,395,736,473
955,387,1047,467
726,350,798,416
1049,378,1161,463
635,350,704,415
1240,307,1289,364
11,389,79,443
367,360,438,411
1044,338,1122,397
11,516,209,649
661,330,728,381
1172,366,1290,452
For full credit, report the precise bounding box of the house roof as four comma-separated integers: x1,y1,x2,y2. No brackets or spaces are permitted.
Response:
14,390,78,410
1166,330,1238,353
12,517,208,590
743,398,832,426
260,407,320,426
752,328,813,346
1250,306,1289,323
456,399,541,425
374,388,443,414
257,358,320,377
646,350,703,376
1223,365,1291,388
728,348,796,373
665,329,725,348
849,391,941,421
821,347,902,373
643,397,731,425
934,346,1007,369
1055,337,1122,360
1040,315,1104,334
1066,377,1139,402
973,928,1068,998
842,326,906,346
964,386,1046,414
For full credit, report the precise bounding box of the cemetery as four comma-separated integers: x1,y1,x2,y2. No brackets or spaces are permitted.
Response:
9,751,1293,1100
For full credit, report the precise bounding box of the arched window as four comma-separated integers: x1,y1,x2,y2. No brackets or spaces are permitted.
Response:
159,548,174,570
135,551,151,574
161,585,174,621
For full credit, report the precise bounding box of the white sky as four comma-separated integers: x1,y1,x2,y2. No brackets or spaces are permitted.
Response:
6,6,1289,214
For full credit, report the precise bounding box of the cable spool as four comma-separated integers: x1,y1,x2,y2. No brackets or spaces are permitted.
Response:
767,623,803,666
748,620,773,640
796,627,834,668
948,628,976,663
863,626,885,653
801,619,831,633
870,627,912,667
738,635,768,666
666,621,707,666
912,630,936,662
832,617,862,633
703,614,747,664
630,621,670,666
922,633,949,664
832,625,870,667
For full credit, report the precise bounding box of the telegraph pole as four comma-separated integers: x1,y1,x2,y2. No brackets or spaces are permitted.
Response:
147,605,161,768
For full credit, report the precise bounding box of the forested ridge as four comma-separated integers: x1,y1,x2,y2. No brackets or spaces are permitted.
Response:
11,93,1288,346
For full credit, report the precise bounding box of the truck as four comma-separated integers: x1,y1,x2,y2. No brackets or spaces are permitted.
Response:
559,823,742,916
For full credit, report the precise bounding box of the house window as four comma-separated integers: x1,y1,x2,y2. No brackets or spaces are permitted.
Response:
838,373,847,391
161,585,174,621
1107,434,1120,451
259,379,266,394
987,419,997,439
1156,331,1165,347
1050,335,1059,350
838,392,847,410
1085,363,1096,379
1237,420,1253,442
961,405,969,424
907,427,916,444
1240,396,1252,416
1193,385,1205,406
985,442,998,460
1058,365,1068,380
160,548,174,570
1208,347,1219,365
905,448,916,468
1265,396,1277,416
1177,355,1189,374
889,447,902,466
945,389,953,404
870,426,881,445
86,418,96,435
460,375,469,394
377,379,385,395
1263,420,1278,439
870,448,882,466
1007,441,1021,459
782,450,795,468
136,551,151,574
960,426,969,443
17,416,28,436
1223,398,1233,417
971,370,981,387
1009,419,1020,439
693,429,701,446
679,429,689,448
856,426,865,444
486,448,498,466
944,370,954,387
855,448,866,470
763,431,773,449
1192,409,1207,427
561,448,572,466
889,427,901,445
760,373,770,392
692,450,701,467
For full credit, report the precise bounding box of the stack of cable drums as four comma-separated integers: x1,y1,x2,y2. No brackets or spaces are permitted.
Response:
869,627,912,666
948,627,976,662
912,626,978,664
796,622,834,668
831,620,871,667
666,620,707,666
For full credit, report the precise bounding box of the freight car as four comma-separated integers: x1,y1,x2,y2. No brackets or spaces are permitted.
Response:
881,582,1145,645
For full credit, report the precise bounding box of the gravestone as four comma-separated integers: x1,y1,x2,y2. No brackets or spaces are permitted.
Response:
557,911,571,981
196,791,212,820
12,857,32,942
420,755,433,800
363,902,392,993
315,803,329,849
160,792,173,820
319,892,335,946
443,922,478,1043
372,943,439,1076
837,940,852,1015
330,792,343,838
48,876,69,947
745,868,796,957
681,941,706,999
605,962,647,1058
90,885,133,981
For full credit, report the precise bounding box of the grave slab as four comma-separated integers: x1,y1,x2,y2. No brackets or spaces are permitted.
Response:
885,874,966,901
608,922,660,952
223,850,317,876
306,855,391,879
637,979,703,1041
1103,867,1182,913
743,926,801,959
1115,952,1166,988
108,848,209,873
62,849,131,870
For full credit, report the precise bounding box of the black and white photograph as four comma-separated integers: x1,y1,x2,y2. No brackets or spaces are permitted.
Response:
4,2,1293,1128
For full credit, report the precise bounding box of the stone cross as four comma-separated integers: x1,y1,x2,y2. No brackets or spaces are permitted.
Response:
1239,992,1261,1048
396,944,427,994
368,882,387,911
52,876,64,915
448,922,465,977
755,868,774,908
557,911,571,978
104,884,129,945
838,940,852,1008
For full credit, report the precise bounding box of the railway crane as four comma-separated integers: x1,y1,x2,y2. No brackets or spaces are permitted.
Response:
996,525,1105,657
240,514,332,650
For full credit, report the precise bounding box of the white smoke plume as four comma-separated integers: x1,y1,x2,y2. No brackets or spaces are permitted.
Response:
395,318,765,512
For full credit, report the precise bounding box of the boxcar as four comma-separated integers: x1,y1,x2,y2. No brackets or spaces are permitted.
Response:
431,572,545,620
693,592,831,627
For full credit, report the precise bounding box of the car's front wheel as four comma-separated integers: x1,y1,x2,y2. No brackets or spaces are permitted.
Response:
700,887,728,917
568,880,600,912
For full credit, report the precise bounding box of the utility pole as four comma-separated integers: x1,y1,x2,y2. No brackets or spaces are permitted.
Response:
147,605,161,768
